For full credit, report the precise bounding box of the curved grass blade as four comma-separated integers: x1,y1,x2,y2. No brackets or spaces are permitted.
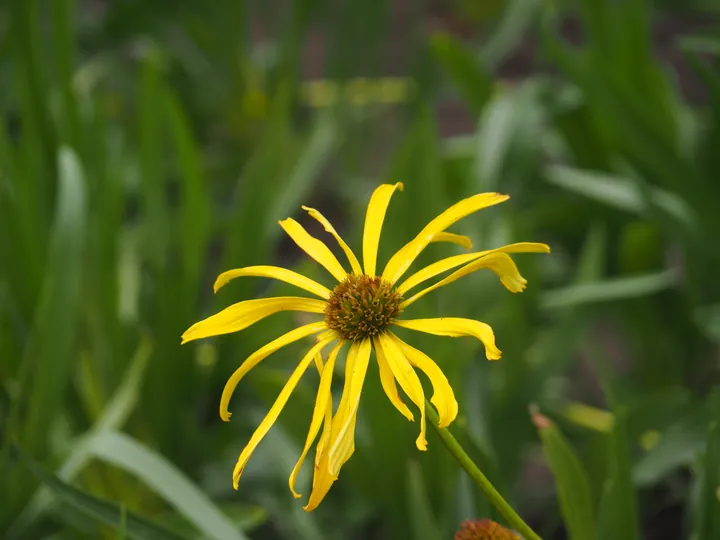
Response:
17,446,189,540
82,430,246,540
531,407,595,540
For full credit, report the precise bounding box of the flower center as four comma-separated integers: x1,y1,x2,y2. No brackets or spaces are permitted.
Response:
325,274,403,342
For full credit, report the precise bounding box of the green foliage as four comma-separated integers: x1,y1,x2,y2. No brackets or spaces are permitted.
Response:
1,0,718,538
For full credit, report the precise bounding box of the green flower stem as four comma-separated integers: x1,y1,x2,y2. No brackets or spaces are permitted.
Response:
426,400,542,540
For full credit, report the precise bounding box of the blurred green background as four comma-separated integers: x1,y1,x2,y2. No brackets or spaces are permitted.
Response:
2,0,720,538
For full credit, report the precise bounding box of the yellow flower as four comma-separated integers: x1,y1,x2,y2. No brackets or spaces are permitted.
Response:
181,183,549,511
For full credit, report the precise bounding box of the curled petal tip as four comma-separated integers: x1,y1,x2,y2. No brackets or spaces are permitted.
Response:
396,182,404,191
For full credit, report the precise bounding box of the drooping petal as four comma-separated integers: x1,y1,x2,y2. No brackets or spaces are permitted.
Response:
430,232,473,250
232,337,334,489
375,337,414,422
303,380,335,511
181,297,326,344
305,339,371,511
375,334,427,450
327,339,371,474
382,192,510,284
289,341,343,498
363,182,403,276
302,206,363,275
219,321,327,421
398,242,550,295
214,265,332,299
401,252,528,308
394,318,502,360
390,333,458,427
279,218,348,281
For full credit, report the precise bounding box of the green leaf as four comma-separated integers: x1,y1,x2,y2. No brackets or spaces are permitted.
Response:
544,165,695,230
693,422,720,540
155,504,267,538
17,446,190,540
79,430,247,540
6,335,153,539
634,393,720,487
406,461,442,540
138,53,169,271
164,87,210,289
268,110,339,242
430,32,493,114
532,408,595,540
17,147,87,458
597,407,640,540
540,270,677,310
481,0,540,68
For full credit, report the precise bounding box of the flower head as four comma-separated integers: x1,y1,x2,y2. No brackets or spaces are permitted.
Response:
181,183,549,510
455,519,521,540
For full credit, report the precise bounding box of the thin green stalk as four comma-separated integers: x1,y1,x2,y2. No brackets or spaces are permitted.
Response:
426,400,542,540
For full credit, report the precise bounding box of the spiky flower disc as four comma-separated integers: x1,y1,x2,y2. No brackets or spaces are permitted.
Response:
454,519,520,540
324,274,402,341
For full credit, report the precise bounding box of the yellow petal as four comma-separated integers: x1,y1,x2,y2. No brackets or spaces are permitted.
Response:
302,387,335,511
305,339,371,511
315,328,338,342
289,342,343,498
219,321,327,421
401,252,529,308
382,192,510,284
312,350,324,372
363,182,403,276
375,334,427,450
302,206,363,275
232,337,334,489
327,339,371,474
279,218,348,281
390,333,458,427
214,265,332,299
398,242,550,295
375,338,414,422
430,232,472,250
181,297,326,344
394,318,501,360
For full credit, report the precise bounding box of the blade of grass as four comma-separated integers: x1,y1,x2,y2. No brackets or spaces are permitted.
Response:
693,422,720,540
430,32,493,114
531,408,595,540
82,430,246,540
17,447,190,540
634,392,720,486
8,147,86,475
597,407,640,540
540,270,677,310
268,110,339,243
50,0,80,148
407,461,443,540
481,0,540,68
164,87,210,289
6,334,153,539
544,165,696,230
